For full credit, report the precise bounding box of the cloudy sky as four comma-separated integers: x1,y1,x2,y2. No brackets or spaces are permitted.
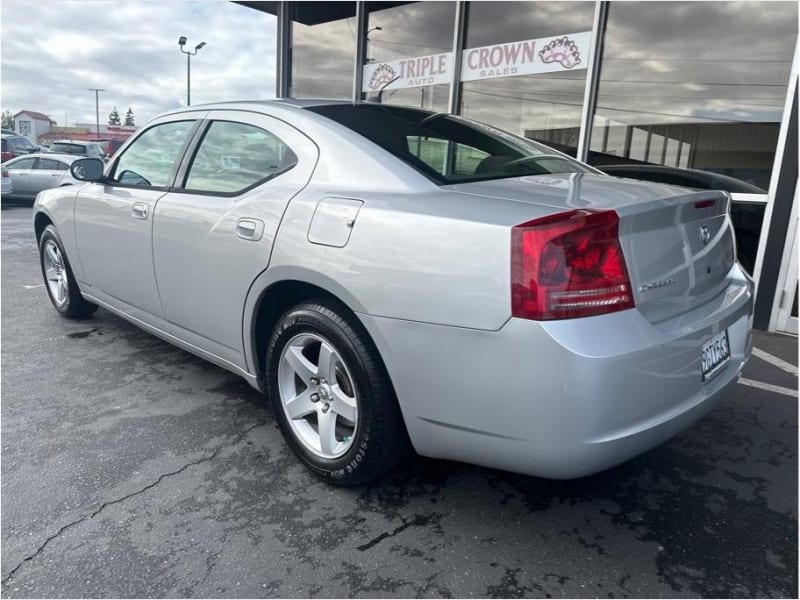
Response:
1,0,277,127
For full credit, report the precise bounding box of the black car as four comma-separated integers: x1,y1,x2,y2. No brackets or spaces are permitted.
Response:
1,134,37,163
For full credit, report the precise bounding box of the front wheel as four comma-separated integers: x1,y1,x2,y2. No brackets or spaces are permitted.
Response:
38,224,97,318
265,299,408,486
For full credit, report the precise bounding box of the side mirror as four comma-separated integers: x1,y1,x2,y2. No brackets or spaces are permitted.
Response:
70,157,105,182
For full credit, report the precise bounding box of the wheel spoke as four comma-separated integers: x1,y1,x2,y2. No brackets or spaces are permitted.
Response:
284,345,317,384
284,390,316,420
45,265,57,280
318,408,338,455
330,384,357,424
317,342,338,382
58,276,68,302
45,243,59,266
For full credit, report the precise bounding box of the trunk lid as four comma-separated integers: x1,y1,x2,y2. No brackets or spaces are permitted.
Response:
445,173,737,323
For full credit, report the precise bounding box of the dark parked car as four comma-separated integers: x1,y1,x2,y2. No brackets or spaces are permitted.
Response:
1,134,38,162
598,164,766,194
598,164,767,274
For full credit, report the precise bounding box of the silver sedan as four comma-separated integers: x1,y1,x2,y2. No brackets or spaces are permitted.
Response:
32,100,753,486
4,153,81,200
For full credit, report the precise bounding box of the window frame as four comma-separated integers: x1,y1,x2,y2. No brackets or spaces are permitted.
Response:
106,119,203,192
174,119,299,197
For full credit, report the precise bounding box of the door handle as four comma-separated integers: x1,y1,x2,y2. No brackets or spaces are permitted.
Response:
236,218,264,241
132,202,148,220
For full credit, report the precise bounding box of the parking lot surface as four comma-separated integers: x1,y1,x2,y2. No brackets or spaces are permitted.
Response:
1,204,797,598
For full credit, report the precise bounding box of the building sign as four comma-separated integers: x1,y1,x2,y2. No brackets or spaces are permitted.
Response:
362,52,453,93
461,31,592,82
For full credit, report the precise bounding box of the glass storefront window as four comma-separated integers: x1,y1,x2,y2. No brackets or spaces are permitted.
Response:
459,1,595,156
363,1,456,111
589,1,797,274
290,2,357,99
588,1,797,192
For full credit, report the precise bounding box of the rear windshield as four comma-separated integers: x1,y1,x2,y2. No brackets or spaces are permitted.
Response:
49,143,86,155
307,104,595,185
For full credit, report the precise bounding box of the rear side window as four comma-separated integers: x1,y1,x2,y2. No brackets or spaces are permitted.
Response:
308,104,594,184
36,158,68,170
112,121,195,188
183,121,297,194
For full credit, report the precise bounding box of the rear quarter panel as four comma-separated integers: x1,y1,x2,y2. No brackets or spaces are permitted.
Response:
267,185,557,330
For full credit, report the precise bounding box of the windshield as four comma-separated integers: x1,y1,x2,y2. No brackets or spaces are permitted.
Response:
49,143,86,155
307,104,596,185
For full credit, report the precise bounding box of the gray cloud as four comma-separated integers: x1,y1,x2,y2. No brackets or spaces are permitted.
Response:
1,0,277,126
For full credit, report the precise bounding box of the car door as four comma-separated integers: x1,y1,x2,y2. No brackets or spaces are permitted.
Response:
151,111,318,366
74,115,204,316
5,156,36,195
28,157,68,193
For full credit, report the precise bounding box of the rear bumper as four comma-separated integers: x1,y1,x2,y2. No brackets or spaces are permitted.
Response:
358,264,753,479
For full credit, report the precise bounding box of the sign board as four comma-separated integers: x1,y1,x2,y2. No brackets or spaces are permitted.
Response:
461,31,592,82
362,52,453,93
361,31,592,92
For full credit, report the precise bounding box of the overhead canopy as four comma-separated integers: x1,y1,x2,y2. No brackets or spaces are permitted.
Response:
236,1,411,26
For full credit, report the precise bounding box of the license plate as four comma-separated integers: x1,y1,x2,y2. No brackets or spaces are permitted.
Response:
702,329,731,382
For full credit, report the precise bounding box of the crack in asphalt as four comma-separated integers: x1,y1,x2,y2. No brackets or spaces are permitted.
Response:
355,513,441,551
1,420,268,588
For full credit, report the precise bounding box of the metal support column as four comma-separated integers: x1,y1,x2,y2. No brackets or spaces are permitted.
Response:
276,1,292,98
576,0,609,162
752,38,799,330
352,1,367,104
447,0,467,115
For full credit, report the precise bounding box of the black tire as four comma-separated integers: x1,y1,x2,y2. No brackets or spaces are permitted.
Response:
265,299,409,486
38,224,98,319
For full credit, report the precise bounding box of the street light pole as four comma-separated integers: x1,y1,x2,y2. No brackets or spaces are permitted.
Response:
178,37,206,106
88,88,105,138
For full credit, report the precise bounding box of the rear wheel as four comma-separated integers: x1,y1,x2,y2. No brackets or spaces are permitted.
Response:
39,225,97,318
265,299,408,486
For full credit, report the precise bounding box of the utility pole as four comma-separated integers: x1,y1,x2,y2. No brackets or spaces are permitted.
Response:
88,88,105,138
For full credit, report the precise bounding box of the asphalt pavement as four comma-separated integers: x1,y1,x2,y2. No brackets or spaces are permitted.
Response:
1,204,797,598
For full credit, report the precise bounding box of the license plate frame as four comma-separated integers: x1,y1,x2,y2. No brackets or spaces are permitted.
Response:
702,329,731,383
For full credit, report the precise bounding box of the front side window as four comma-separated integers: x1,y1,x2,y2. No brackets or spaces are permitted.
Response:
112,121,195,188
309,104,594,184
184,121,297,194
36,158,68,171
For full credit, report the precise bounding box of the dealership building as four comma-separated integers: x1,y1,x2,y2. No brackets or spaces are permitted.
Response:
241,1,798,333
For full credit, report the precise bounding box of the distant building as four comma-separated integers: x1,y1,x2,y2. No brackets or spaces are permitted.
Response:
37,123,137,146
13,110,55,142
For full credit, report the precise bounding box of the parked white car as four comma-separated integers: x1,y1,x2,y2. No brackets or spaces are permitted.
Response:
3,154,81,201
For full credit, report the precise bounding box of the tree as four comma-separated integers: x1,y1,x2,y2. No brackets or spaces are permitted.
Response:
1,109,14,130
108,106,121,126
124,107,135,127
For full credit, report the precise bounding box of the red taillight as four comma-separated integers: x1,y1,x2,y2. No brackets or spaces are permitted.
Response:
1,151,12,162
511,209,635,320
